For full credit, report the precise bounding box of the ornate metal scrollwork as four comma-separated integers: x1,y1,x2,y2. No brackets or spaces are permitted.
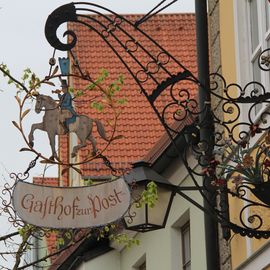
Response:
43,3,270,239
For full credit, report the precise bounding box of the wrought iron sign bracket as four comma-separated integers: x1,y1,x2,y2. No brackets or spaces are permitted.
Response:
42,2,270,239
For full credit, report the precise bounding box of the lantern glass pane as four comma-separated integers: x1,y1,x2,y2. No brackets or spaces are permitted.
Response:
250,0,259,52
147,186,171,226
126,185,146,227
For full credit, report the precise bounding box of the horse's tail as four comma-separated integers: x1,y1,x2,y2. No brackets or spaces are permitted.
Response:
93,119,110,142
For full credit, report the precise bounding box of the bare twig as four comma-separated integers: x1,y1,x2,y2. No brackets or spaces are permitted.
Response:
0,67,28,93
17,230,90,270
0,232,19,242
12,229,32,270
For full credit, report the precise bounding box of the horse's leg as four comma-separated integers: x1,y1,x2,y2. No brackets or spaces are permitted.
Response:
28,123,44,147
85,118,97,155
47,132,58,160
71,137,87,158
70,116,97,157
87,134,97,155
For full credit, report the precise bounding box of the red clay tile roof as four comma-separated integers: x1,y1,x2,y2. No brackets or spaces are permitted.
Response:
48,230,88,270
33,177,59,186
67,13,197,176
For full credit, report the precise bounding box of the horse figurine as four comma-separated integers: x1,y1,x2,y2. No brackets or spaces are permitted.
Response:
28,94,109,160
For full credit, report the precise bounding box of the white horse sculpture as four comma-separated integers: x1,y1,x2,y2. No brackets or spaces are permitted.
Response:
28,94,109,160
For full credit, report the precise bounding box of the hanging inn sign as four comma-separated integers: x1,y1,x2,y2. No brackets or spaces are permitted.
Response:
13,178,130,228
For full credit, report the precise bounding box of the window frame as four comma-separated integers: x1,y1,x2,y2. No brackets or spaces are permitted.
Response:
181,222,191,270
133,254,146,270
138,261,146,270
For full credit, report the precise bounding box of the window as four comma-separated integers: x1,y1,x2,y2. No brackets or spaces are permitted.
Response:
266,0,270,30
249,0,262,113
181,222,191,270
250,0,259,51
139,261,146,270
235,0,270,119
248,0,270,115
133,254,146,270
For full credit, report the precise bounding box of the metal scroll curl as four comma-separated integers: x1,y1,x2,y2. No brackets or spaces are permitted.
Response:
209,73,270,143
259,48,270,71
45,3,78,51
226,184,270,237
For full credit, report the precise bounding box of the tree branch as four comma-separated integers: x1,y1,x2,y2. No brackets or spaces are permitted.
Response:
12,230,32,270
17,230,90,270
0,231,19,242
0,66,28,93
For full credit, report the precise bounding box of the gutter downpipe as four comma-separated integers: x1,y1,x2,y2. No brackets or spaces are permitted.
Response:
195,1,220,270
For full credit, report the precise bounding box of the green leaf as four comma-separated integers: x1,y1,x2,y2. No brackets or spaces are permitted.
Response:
75,90,84,97
24,68,31,74
91,101,104,112
84,179,93,186
8,78,14,84
119,74,124,84
86,83,97,91
116,98,128,105
138,181,158,208
101,68,109,79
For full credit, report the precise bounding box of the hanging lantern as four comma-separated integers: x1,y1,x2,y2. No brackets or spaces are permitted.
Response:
123,161,176,232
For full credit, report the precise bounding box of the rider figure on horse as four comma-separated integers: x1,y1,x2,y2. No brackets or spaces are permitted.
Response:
53,79,77,133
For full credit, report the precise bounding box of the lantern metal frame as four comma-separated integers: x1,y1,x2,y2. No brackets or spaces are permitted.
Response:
123,161,176,232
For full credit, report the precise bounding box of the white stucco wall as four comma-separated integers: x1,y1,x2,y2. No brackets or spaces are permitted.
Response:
119,157,207,270
77,250,120,270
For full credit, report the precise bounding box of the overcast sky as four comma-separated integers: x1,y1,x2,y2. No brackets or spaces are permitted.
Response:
0,0,194,268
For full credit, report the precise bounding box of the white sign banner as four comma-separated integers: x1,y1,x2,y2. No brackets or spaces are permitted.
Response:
12,178,131,228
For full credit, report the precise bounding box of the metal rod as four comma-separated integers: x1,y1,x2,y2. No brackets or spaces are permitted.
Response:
135,0,178,27
195,1,220,269
175,189,218,220
176,186,204,191
135,0,166,26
